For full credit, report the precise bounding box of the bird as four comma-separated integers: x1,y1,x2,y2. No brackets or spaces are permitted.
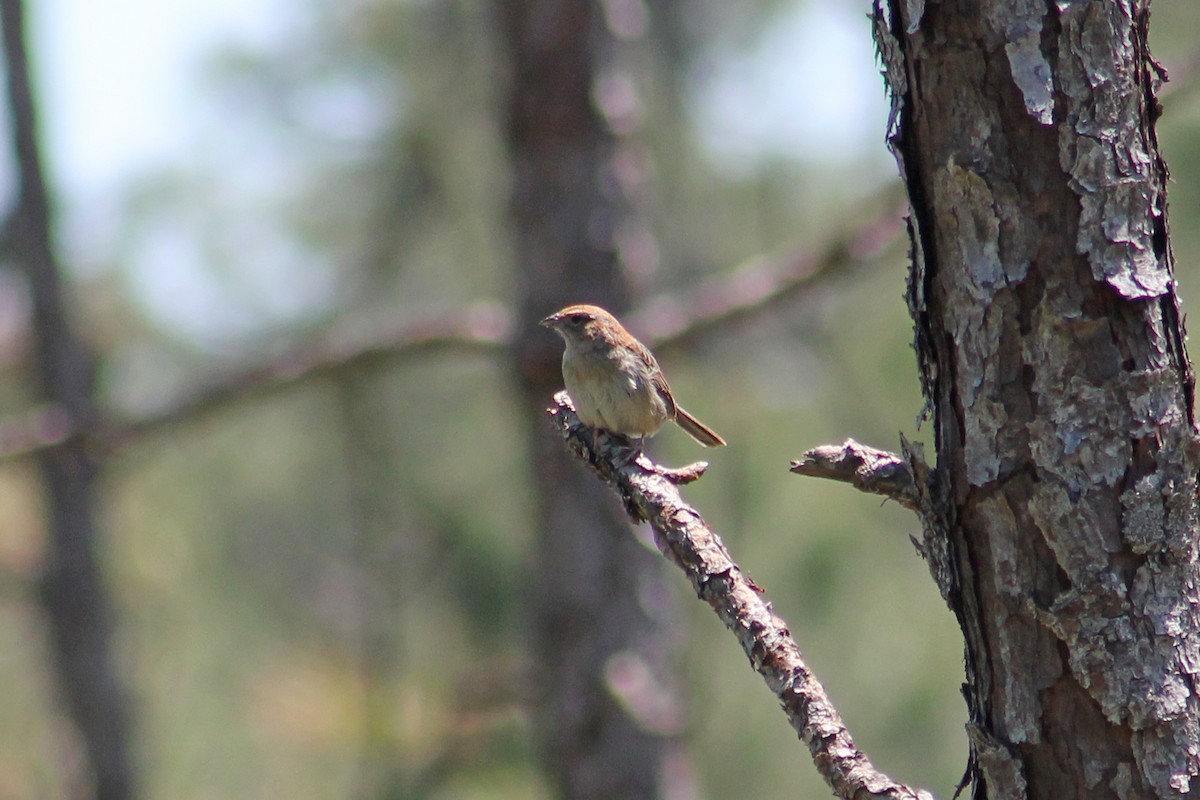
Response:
540,304,726,448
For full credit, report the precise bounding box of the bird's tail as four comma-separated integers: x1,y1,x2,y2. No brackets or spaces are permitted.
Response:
674,406,726,447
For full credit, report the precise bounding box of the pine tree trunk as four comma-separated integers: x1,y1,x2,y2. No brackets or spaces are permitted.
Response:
875,2,1200,798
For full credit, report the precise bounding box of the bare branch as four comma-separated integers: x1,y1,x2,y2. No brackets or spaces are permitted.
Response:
0,193,906,464
790,439,919,511
1158,49,1200,104
635,190,906,353
108,303,510,447
0,403,75,460
0,304,511,462
546,391,934,800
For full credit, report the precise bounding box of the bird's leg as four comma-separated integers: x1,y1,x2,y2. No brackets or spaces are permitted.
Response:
631,435,655,469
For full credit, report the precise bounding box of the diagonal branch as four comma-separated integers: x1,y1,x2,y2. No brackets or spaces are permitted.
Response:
0,192,905,464
635,191,905,353
108,303,510,447
546,391,934,800
0,304,511,461
0,403,75,460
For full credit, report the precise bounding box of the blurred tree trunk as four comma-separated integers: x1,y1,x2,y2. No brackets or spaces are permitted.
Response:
876,2,1200,798
499,2,689,799
0,1,136,798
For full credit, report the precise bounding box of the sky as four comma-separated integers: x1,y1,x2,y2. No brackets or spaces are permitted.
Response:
23,0,890,348
34,0,281,197
33,0,887,196
30,0,313,347
695,2,891,173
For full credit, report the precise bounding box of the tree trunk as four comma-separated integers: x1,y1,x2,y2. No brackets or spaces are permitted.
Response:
1,1,136,798
875,1,1200,798
498,2,687,798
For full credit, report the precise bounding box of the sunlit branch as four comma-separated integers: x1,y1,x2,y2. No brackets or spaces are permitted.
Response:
545,391,933,800
790,438,919,511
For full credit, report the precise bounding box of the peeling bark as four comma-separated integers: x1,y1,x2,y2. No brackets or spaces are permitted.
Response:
874,1,1200,798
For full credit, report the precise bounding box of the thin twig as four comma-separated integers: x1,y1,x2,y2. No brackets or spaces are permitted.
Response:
546,391,933,800
790,438,919,511
1158,49,1200,105
0,403,75,460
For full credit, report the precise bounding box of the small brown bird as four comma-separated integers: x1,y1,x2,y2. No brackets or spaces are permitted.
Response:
541,304,726,448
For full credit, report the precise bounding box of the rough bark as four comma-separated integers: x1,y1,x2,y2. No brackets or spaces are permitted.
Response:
497,2,686,798
0,1,136,798
547,392,934,800
874,1,1200,799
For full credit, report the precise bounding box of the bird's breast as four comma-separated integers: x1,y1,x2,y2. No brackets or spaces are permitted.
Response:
562,349,668,437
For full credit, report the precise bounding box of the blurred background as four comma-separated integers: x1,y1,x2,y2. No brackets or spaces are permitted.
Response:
1,0,1198,798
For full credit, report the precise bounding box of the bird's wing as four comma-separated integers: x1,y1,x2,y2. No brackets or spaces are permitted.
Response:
635,341,677,416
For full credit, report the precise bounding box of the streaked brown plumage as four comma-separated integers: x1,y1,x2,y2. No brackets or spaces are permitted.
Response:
540,304,726,448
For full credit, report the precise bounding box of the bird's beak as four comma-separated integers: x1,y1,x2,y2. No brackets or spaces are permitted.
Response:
539,313,560,328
